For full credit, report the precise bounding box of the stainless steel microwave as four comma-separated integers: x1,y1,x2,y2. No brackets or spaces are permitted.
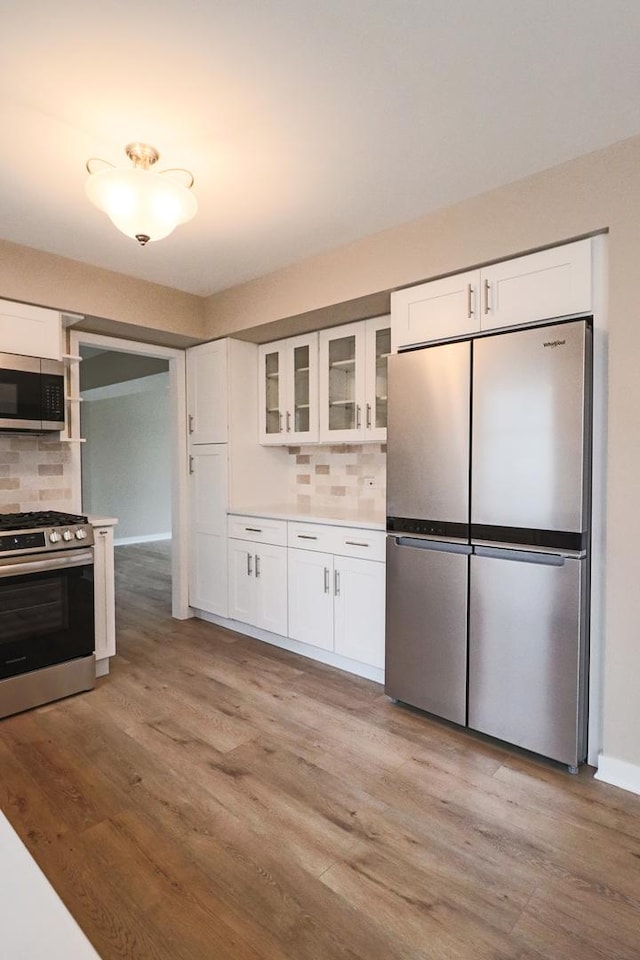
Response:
0,352,65,432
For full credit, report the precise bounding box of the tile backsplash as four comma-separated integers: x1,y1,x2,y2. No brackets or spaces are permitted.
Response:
289,443,386,515
0,435,74,513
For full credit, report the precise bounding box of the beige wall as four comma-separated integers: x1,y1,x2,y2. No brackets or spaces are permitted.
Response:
0,238,205,345
204,135,640,770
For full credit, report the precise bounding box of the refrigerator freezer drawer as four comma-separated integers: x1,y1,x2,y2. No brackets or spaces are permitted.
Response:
385,536,469,725
468,550,587,767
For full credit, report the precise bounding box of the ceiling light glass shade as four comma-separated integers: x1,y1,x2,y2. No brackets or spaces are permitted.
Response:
85,145,197,245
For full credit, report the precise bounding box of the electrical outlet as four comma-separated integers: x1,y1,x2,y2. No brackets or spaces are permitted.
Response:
363,477,376,488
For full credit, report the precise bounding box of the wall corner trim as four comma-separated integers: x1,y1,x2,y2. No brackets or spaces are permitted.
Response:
594,754,640,796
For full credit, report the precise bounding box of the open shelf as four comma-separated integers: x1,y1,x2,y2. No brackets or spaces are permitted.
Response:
329,359,356,370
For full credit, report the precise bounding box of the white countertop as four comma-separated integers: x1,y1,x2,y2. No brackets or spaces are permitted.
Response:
229,503,386,531
86,515,118,527
0,811,101,959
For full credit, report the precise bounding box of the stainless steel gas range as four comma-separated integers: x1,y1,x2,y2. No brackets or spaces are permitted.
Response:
0,511,96,720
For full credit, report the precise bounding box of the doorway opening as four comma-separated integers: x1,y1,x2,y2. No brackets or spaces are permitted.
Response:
69,330,189,620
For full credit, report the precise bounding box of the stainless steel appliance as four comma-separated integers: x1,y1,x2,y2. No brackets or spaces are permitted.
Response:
0,353,65,432
386,319,591,770
0,511,95,720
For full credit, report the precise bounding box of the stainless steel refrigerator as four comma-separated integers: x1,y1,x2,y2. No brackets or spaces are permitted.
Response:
385,319,591,770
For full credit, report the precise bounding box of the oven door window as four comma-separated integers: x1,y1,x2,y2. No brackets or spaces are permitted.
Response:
0,369,41,422
0,566,94,680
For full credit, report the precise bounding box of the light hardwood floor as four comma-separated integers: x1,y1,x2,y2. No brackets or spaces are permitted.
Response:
1,542,639,960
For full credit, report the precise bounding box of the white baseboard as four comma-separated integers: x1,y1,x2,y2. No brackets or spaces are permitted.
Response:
594,754,640,796
114,533,171,546
192,608,385,684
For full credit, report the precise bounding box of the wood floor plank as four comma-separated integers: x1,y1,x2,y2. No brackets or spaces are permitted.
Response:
1,539,639,960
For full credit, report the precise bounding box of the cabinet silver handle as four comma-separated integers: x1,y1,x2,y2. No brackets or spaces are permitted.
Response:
345,540,369,547
188,455,194,475
255,554,260,578
297,534,317,540
247,552,253,576
324,567,330,593
278,411,283,432
286,411,291,432
188,413,194,435
484,278,490,315
356,404,361,428
245,527,262,533
366,403,371,429
467,283,473,319
334,569,340,596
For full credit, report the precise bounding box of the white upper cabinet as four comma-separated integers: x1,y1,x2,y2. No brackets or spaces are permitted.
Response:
0,299,62,360
364,316,391,443
258,333,318,445
319,315,390,443
187,340,228,444
391,271,481,351
391,239,593,349
479,239,593,332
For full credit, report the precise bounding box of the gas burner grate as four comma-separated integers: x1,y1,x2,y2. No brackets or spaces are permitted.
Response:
0,511,88,531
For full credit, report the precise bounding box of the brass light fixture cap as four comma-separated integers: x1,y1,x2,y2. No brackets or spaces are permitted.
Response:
125,143,160,169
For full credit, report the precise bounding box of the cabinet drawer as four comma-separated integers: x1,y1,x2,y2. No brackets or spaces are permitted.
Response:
287,521,335,553
288,521,386,561
228,515,288,546
330,527,386,561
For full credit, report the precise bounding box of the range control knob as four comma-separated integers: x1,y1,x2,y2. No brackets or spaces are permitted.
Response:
62,530,73,542
49,531,61,543
75,529,87,540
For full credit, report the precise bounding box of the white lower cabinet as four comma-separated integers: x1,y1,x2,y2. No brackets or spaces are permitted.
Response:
288,527,386,669
93,524,116,665
228,536,288,635
226,514,385,674
288,549,334,650
333,555,385,668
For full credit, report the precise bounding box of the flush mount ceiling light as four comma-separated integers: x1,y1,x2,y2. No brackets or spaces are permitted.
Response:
85,143,197,246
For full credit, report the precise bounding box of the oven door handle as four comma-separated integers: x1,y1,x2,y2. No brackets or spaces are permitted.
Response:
0,549,94,578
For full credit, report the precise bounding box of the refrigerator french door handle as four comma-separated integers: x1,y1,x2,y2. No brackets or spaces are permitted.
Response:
473,545,566,566
394,536,472,556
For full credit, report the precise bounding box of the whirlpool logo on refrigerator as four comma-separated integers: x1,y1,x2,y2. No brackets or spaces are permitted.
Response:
543,338,566,348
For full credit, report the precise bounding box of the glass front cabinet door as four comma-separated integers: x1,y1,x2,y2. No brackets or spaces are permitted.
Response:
319,316,390,443
259,334,318,444
366,316,391,443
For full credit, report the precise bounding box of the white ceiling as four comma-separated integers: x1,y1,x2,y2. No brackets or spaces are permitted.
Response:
2,1,640,298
